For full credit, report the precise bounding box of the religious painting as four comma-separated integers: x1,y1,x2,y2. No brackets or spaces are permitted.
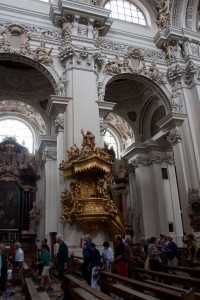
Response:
0,181,21,231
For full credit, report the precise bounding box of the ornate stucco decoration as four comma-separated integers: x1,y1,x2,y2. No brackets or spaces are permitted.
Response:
185,61,199,85
93,52,104,69
125,49,145,74
130,153,174,168
148,62,166,85
33,42,53,65
55,116,64,133
155,0,171,30
59,130,125,238
166,129,182,146
167,64,185,85
58,44,76,61
170,93,182,113
1,24,31,54
188,188,200,232
62,17,72,38
104,55,122,75
163,42,175,60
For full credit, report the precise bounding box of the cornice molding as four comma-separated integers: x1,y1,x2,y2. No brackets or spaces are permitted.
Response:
46,95,71,117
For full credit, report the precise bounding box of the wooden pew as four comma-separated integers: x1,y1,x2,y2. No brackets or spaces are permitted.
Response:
63,274,113,300
132,267,200,289
98,270,197,300
162,265,200,278
24,277,50,300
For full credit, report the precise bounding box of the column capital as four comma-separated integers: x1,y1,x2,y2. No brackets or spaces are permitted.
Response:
96,100,116,119
55,115,64,133
37,135,57,165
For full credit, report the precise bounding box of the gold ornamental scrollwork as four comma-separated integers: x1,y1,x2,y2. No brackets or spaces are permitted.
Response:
59,130,125,238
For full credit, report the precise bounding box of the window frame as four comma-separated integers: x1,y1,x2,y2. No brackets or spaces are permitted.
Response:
0,117,35,154
104,0,147,25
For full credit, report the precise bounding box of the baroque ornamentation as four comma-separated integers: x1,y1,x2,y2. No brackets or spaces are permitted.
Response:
56,69,68,96
166,129,182,146
95,39,165,60
62,17,72,38
1,24,31,54
155,0,171,30
130,153,174,168
185,61,198,85
42,148,57,163
163,42,176,60
55,116,64,133
148,62,166,85
125,48,145,74
104,55,122,75
59,130,125,238
186,0,196,30
167,64,185,84
98,81,105,101
58,44,76,61
93,26,104,40
170,93,182,113
29,201,40,233
33,42,53,65
91,0,101,6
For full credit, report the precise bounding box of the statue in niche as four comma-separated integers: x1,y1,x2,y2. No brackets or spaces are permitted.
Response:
163,42,175,60
156,0,171,29
62,17,72,37
104,56,122,75
33,42,53,65
29,201,40,232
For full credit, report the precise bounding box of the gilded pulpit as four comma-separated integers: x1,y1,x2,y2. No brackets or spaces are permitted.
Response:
59,130,125,239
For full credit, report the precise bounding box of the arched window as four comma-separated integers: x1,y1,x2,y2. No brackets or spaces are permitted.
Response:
104,0,146,25
104,130,119,158
0,119,34,153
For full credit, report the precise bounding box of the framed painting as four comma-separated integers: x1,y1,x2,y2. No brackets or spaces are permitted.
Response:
0,181,21,231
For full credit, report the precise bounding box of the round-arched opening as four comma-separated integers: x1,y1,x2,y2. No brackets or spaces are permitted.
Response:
0,59,55,151
104,74,170,146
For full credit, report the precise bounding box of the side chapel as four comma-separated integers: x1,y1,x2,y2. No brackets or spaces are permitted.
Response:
0,0,200,253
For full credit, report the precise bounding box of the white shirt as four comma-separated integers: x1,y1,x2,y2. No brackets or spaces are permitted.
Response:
15,248,24,262
102,247,114,263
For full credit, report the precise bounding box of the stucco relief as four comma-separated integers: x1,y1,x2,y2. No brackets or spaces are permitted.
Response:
62,17,72,38
131,153,174,168
166,129,182,146
163,42,176,60
148,62,166,85
186,0,198,30
104,55,122,75
95,39,165,60
170,93,183,113
1,24,31,54
125,49,145,74
155,0,172,29
33,42,53,66
0,100,46,134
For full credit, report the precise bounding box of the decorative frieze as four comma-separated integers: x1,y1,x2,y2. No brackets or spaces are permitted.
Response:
95,38,165,60
0,19,62,40
130,153,174,168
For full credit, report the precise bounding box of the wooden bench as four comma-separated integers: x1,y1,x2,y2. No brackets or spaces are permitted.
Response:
24,277,50,300
98,270,196,300
146,280,200,300
132,267,200,289
63,274,113,300
162,265,200,278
